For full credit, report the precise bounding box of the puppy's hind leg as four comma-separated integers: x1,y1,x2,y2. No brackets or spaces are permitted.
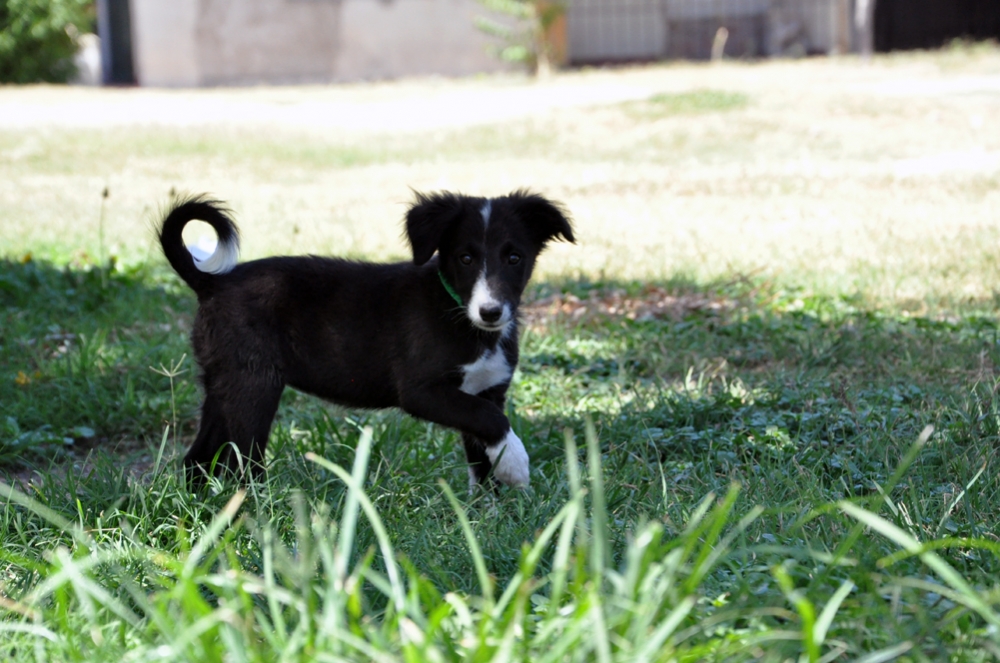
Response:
184,379,283,487
184,393,230,488
218,378,284,483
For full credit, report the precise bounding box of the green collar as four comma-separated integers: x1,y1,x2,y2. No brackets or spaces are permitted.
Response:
438,270,463,306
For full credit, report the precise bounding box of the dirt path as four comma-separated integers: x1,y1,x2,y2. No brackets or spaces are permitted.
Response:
0,72,663,133
3,57,999,135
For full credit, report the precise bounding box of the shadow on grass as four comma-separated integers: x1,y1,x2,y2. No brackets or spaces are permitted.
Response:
514,274,1000,543
0,257,196,466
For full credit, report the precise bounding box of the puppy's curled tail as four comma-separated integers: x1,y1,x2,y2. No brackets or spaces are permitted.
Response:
159,197,240,296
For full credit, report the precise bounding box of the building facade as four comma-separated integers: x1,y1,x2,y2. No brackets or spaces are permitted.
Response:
107,0,1000,87
129,0,504,86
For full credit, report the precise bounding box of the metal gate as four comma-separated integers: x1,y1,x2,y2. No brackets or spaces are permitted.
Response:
567,0,853,63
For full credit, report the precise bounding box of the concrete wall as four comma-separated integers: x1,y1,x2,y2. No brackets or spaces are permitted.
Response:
131,0,200,86
195,0,342,85
335,0,502,80
131,0,503,87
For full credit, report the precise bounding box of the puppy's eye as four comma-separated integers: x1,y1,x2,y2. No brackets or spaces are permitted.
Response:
508,253,521,265
459,254,473,266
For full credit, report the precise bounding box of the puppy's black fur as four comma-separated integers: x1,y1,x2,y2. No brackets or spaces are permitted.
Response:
158,191,573,487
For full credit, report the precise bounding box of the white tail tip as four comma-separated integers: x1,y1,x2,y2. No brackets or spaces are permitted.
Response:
189,235,239,274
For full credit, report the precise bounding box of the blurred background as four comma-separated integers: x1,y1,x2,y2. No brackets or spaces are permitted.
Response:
2,0,1000,307
5,0,1000,86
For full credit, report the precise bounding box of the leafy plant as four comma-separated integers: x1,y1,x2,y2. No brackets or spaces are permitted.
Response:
475,0,566,77
0,0,93,83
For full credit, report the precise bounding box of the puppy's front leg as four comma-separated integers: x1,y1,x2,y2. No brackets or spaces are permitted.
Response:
400,385,529,487
485,429,530,488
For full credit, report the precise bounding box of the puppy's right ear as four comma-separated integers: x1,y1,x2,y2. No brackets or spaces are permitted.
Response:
405,192,465,265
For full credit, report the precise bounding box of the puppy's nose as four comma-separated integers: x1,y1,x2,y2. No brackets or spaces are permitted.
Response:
479,305,503,324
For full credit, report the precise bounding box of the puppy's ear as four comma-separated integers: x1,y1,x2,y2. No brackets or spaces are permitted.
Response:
405,192,466,265
510,191,575,246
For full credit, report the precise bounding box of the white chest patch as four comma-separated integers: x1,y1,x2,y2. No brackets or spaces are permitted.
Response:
459,348,511,395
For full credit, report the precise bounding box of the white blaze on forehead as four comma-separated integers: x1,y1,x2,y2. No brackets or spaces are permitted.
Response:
480,200,492,228
469,271,497,308
460,348,512,395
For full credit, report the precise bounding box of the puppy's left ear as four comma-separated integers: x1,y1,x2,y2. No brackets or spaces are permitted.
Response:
405,192,466,265
511,191,575,246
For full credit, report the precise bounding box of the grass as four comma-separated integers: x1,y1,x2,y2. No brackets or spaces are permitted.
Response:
5,259,1000,659
623,89,750,119
4,45,1000,660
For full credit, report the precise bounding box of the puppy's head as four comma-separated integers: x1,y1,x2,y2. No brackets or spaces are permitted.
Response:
406,190,573,333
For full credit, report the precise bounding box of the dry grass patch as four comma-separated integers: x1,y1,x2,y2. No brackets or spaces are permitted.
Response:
2,46,1000,309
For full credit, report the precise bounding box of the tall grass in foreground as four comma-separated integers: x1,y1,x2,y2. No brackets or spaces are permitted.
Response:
3,423,1000,661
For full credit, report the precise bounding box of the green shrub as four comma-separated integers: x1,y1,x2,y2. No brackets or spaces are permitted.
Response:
476,0,566,77
0,0,93,84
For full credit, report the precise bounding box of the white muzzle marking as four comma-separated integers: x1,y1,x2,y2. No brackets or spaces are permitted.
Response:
467,271,512,332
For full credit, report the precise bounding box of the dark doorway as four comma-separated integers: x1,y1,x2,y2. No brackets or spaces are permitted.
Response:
875,0,1000,52
98,0,136,85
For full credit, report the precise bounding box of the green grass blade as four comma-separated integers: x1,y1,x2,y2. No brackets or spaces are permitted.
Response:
439,479,494,607
152,425,170,476
546,495,581,621
589,588,612,663
683,484,741,594
182,489,245,579
0,624,59,641
634,596,697,663
879,536,1000,567
494,496,577,621
564,427,582,498
332,426,374,588
773,561,818,661
307,442,406,612
823,426,934,582
813,579,854,648
853,641,913,663
934,460,986,538
0,480,90,549
584,418,607,577
839,501,1000,628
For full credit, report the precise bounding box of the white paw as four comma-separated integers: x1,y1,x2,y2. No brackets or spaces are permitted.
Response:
486,429,530,487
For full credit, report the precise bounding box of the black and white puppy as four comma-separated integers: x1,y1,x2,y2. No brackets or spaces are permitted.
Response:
158,191,573,488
